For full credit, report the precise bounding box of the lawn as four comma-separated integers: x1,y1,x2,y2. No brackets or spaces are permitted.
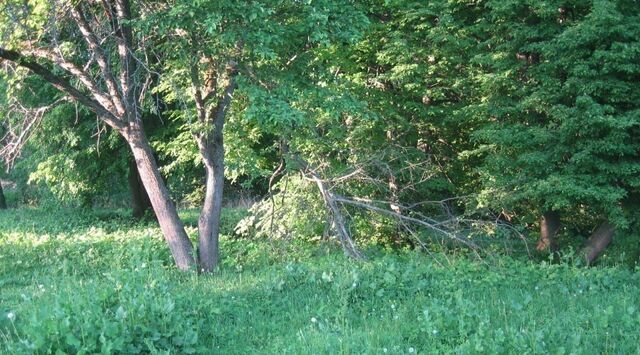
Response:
1,208,639,354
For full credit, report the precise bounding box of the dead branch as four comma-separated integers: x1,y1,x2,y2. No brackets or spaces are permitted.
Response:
0,98,68,168
294,156,365,260
332,195,480,251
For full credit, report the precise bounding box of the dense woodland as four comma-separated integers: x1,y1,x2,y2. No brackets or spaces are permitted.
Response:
1,0,640,352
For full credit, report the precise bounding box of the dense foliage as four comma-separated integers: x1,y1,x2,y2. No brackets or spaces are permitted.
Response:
1,0,638,261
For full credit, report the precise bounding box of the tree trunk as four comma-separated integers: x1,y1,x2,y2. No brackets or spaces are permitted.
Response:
193,61,239,272
126,128,196,270
128,158,151,219
0,182,7,209
1,2,195,272
197,164,224,272
536,211,561,252
581,221,615,265
196,104,226,272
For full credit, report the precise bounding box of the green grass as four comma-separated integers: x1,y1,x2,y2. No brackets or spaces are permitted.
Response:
1,208,639,354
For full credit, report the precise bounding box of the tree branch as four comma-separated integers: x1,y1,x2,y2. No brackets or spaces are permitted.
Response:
22,47,118,116
114,0,137,114
70,4,126,117
0,47,125,130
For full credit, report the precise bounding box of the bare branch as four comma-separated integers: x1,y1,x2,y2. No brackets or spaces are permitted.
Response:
70,4,126,117
114,0,136,115
295,155,365,259
22,47,118,116
0,98,68,168
0,47,124,130
332,195,481,251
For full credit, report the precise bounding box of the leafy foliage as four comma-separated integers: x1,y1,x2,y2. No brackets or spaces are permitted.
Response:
471,0,640,230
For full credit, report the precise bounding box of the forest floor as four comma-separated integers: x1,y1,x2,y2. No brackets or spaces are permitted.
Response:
1,208,639,354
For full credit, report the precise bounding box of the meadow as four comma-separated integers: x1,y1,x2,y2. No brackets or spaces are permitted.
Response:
1,208,639,354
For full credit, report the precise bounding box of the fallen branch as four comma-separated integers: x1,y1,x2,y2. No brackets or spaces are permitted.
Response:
332,195,480,251
294,156,365,260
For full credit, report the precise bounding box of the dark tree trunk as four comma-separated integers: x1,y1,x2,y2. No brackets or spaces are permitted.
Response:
536,211,561,252
581,221,615,265
128,158,152,219
0,183,7,209
126,127,196,270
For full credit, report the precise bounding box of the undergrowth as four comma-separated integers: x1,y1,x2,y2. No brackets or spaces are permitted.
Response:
1,208,639,354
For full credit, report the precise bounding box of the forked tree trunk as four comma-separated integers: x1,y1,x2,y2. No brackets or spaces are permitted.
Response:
126,128,196,270
536,211,561,252
193,60,238,272
0,183,7,209
581,221,615,265
128,158,152,219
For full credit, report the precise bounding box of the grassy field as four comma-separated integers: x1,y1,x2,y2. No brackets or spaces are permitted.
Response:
1,208,639,354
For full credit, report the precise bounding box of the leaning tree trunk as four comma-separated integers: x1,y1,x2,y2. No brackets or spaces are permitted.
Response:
581,221,615,266
536,211,561,252
0,1,196,271
128,158,152,219
126,127,196,270
0,182,6,209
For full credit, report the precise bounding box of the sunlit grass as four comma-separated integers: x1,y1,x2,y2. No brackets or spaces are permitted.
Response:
1,208,639,353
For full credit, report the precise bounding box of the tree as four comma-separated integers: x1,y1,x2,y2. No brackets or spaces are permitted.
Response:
472,0,640,260
143,0,369,269
0,0,368,271
0,181,6,209
0,0,196,269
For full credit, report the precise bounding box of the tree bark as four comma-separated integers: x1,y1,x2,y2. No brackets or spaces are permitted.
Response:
197,165,223,272
190,56,240,272
0,182,7,209
581,221,615,265
195,86,230,272
536,211,561,252
128,157,151,219
126,127,196,270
